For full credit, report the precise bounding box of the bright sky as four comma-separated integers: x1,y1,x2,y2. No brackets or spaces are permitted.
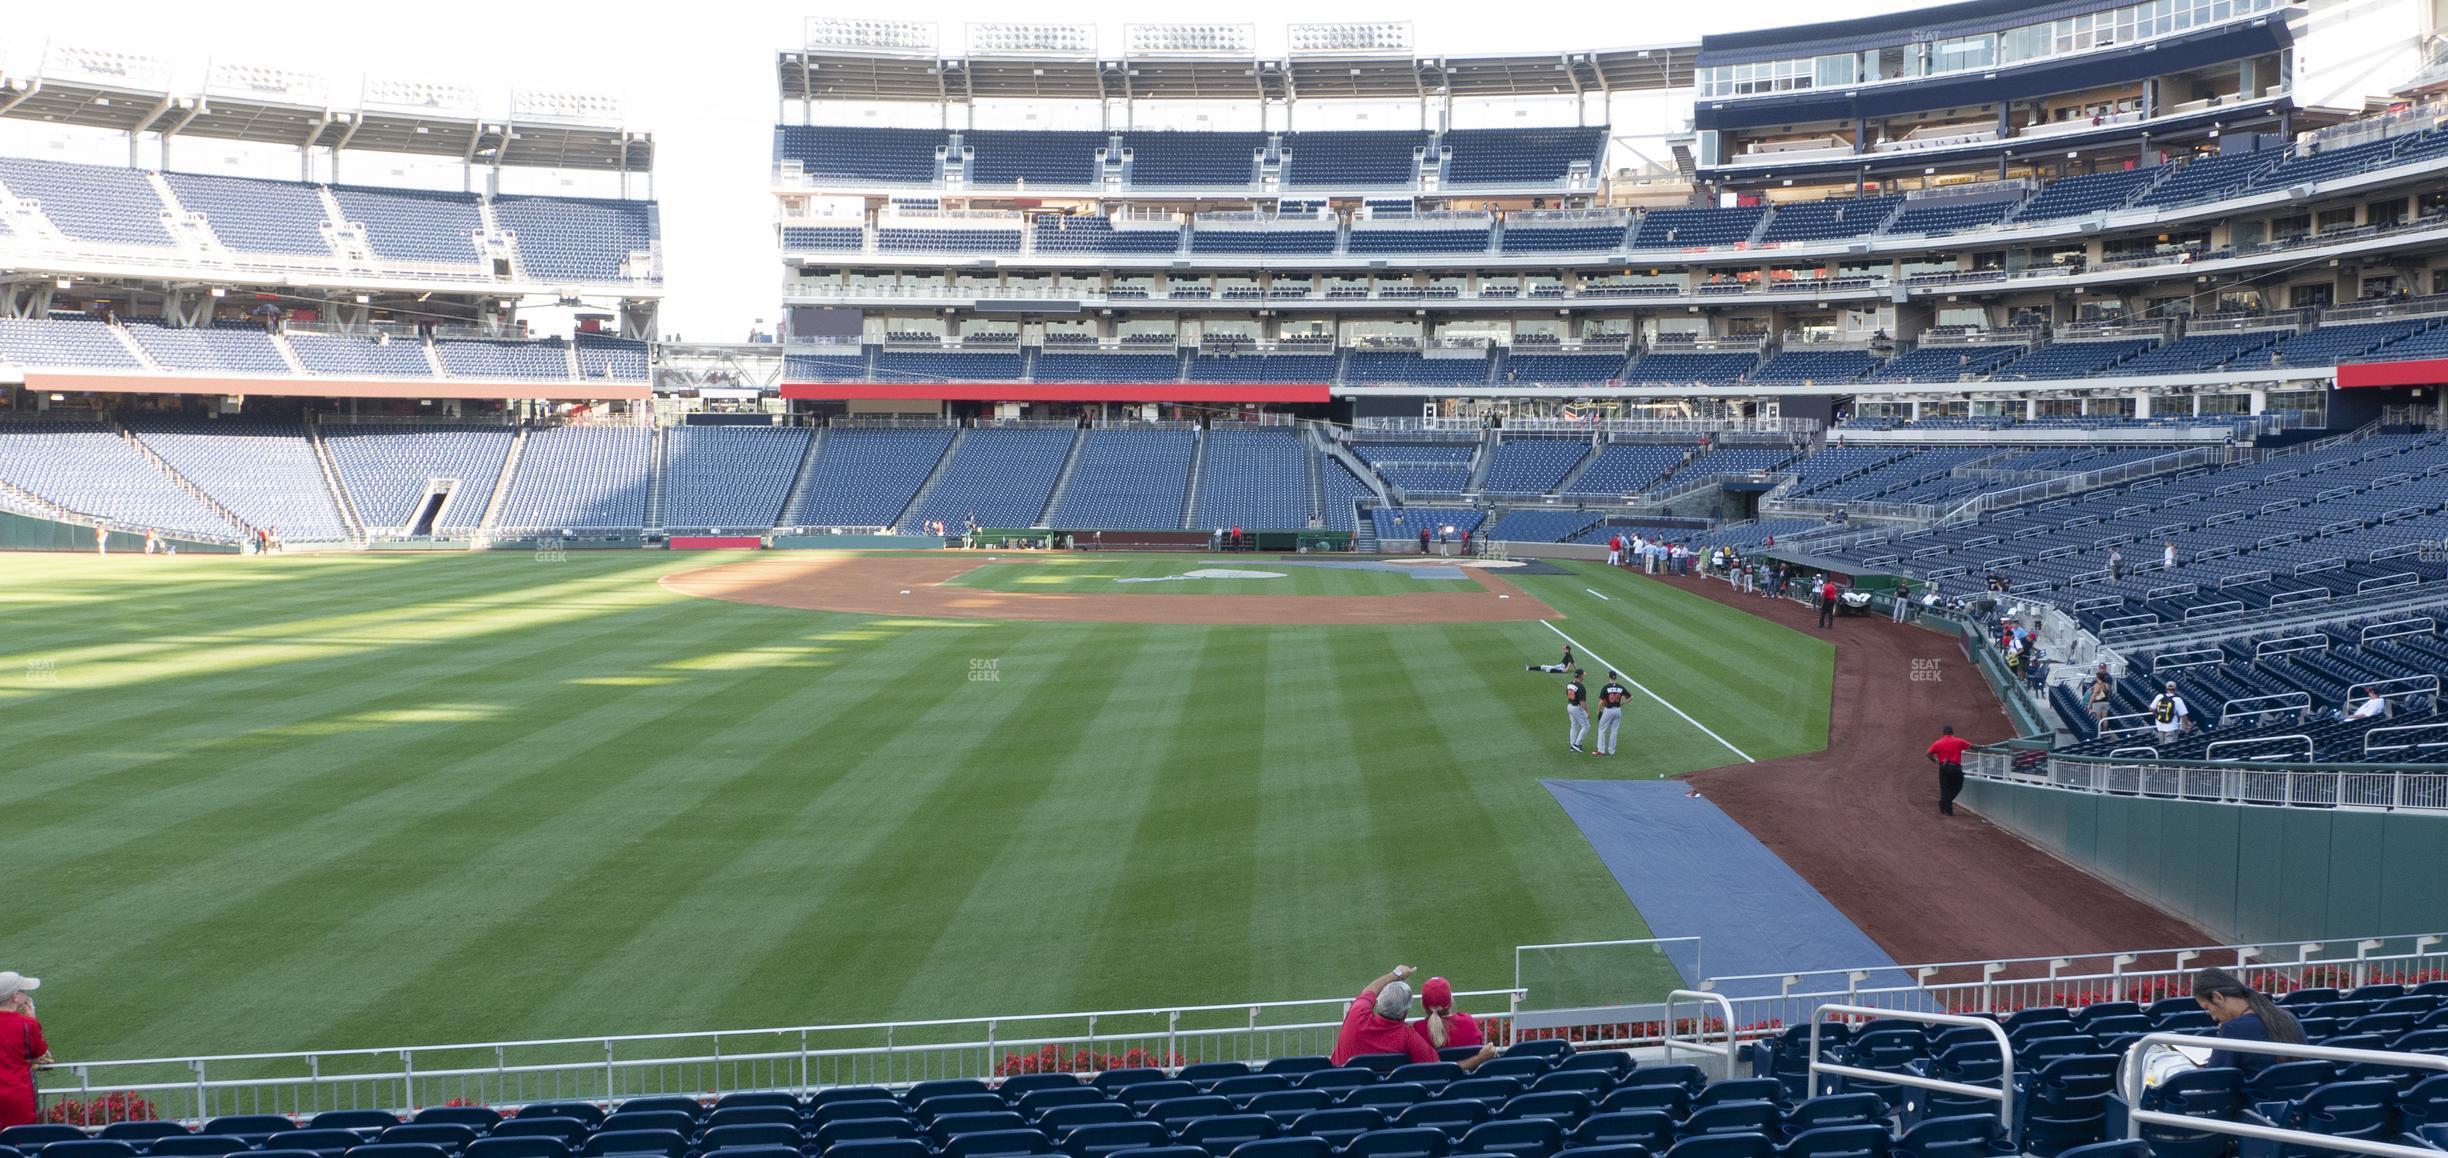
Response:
0,0,1940,341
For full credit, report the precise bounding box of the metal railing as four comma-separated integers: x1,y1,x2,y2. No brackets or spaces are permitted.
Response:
2118,1034,2448,1158
1965,749,2448,810
1809,1005,2015,1134
1661,991,1740,1081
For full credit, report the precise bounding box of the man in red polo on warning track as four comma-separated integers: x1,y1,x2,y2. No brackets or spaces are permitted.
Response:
1926,725,1973,816
1332,965,1498,1070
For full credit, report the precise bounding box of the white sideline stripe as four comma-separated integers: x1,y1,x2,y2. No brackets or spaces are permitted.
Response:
1540,619,1756,764
1584,588,1611,601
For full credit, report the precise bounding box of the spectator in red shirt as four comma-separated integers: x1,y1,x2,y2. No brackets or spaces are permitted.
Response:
1412,977,1486,1053
0,972,50,1130
1926,726,1973,816
1332,966,1496,1070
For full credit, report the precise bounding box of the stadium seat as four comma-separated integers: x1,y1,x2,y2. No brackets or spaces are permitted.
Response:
930,1113,1029,1141
815,1121,922,1150
310,1112,403,1135
823,1142,930,1158
1177,1116,1277,1153
1246,1091,1334,1127
1679,1104,1782,1140
1038,1105,1138,1136
705,1108,802,1131
944,1129,1056,1158
0,1131,84,1158
923,1096,1010,1121
518,1106,610,1129
1599,1087,1692,1118
1227,1140,1331,1158
1893,1115,2015,1158
1061,1123,1170,1158
1395,1101,1493,1141
696,1125,802,1152
1662,1134,1777,1158
603,1113,699,1137
1460,1119,1567,1158
150,1139,255,1158
1346,1084,1431,1112
260,1132,371,1158
1625,1067,1708,1094
579,1131,689,1158
349,1146,454,1158
379,1125,482,1152
914,1082,995,1104
464,1139,573,1158
1440,1078,1526,1106
1779,1126,1892,1158
37,1144,140,1158
1180,1062,1254,1087
1338,1128,1451,1158
493,1123,589,1147
1289,1108,1387,1147
1496,1092,1592,1123
1003,1076,1089,1100
204,1117,300,1145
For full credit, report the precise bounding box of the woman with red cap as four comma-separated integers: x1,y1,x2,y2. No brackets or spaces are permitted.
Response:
1412,977,1485,1052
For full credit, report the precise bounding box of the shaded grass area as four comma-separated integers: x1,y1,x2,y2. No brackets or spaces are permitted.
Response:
0,553,1828,1064
939,556,1480,596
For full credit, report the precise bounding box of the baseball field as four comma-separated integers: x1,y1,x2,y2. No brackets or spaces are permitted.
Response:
0,551,1832,1063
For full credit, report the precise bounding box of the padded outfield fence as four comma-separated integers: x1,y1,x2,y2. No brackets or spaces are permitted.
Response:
38,934,2447,1125
1964,748,2448,811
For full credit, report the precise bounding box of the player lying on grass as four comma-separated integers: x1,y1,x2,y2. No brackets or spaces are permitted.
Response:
1332,964,1501,1069
1527,643,1574,673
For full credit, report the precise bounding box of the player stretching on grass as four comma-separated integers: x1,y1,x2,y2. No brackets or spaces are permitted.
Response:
1594,672,1628,756
1527,643,1574,673
1565,669,1590,753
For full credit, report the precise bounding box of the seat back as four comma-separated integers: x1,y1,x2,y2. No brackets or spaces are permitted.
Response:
1438,1077,1525,1105
613,1098,705,1122
1090,1069,1169,1093
490,1122,586,1146
262,1130,366,1156
1000,1075,1086,1100
414,1108,505,1131
202,1117,298,1144
1455,1119,1564,1158
1179,1062,1253,1087
1342,1083,1428,1111
1559,1052,1637,1077
823,1141,931,1158
2289,1079,2397,1138
1348,1053,1413,1077
1897,1114,2010,1158
1244,1091,1333,1126
1782,1125,1893,1158
1143,1096,1234,1127
463,1138,572,1158
1060,1122,1168,1158
1680,1101,1782,1138
1258,1057,1331,1077
1389,1063,1464,1089
1498,1091,1593,1123
94,1125,186,1144
600,1112,695,1137
1625,1065,1707,1092
813,1117,922,1149
577,1129,687,1158
516,1105,608,1129
1213,1075,1294,1103
695,1124,801,1152
1783,1094,1887,1136
2248,1061,2337,1104
1178,1115,1277,1150
944,1128,1055,1158
1038,1105,1137,1135
909,1080,993,1104
1020,1088,1111,1120
1570,1111,1674,1152
147,1138,254,1158
1393,1101,1492,1140
1661,1132,1776,1158
378,1125,482,1151
1338,1127,1452,1158
923,1095,1011,1121
1116,1082,1198,1109
1227,1139,1333,1158
705,1108,802,1131
1599,1085,1691,1118
1472,1057,1553,1081
1697,1080,1784,1109
1293,1068,1375,1092
1287,1107,1386,1143
931,1112,1030,1140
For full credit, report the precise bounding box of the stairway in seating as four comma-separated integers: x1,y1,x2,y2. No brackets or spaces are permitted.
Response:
1550,437,1606,496
1178,427,1208,529
892,427,968,529
643,426,669,531
1034,426,1089,525
477,424,529,536
775,425,830,527
116,421,251,538
1465,433,1495,493
305,415,368,543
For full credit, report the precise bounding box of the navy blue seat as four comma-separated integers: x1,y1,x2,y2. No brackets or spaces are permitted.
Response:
700,1145,797,1158
923,1097,1009,1122
1213,1077,1292,1104
2016,1055,2118,1157
378,1124,481,1152
694,1124,800,1153
36,1144,140,1158
1471,1058,1551,1082
491,1122,588,1146
1001,1076,1085,1101
415,1108,504,1131
2402,1074,2448,1128
705,1108,802,1131
1143,1097,1233,1128
1294,1069,1374,1093
1393,1101,1491,1141
1224,1140,1329,1158
1698,1081,1786,1110
1389,1066,1462,1092
463,1138,572,1158
310,1113,403,1136
1779,1126,1890,1158
96,1124,187,1145
1624,1067,1707,1094
1061,1123,1169,1158
517,1105,608,1129
1559,1054,1637,1078
1349,1054,1413,1077
1571,1111,1676,1153
1022,1090,1111,1120
1094,1071,1171,1093
1556,1147,1649,1158
148,1138,255,1158
2269,1079,2396,1152
1439,1049,1485,1065
1495,1092,1590,1124
1118,1084,1198,1110
578,1130,688,1158
1526,1070,1613,1098
1245,1092,1332,1127
2050,1143,2146,1158
931,1112,1028,1141
604,1113,697,1138
2247,1063,2336,1105
1894,1115,2014,1158
349,1145,455,1158
813,1090,901,1110
1662,1134,1776,1158
1176,1115,1276,1152
1598,1087,1691,1118
824,1142,930,1158
261,1130,364,1156
1038,1106,1136,1135
1180,1063,1253,1088
1258,1059,1330,1077
1338,1128,1450,1158
1102,1147,1201,1158
813,1119,921,1149
713,1095,802,1114
1457,1118,1564,1158
1779,1096,1886,1140
618,1100,707,1122
944,1129,1054,1158
1507,1042,1573,1062
1437,1078,1524,1106
1344,1085,1429,1113
0,1132,83,1158
1679,1104,1782,1140
205,1117,299,1145
1288,1108,1385,1147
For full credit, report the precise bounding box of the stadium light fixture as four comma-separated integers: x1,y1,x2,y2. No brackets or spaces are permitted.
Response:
513,88,622,126
1125,24,1255,55
1287,21,1413,54
966,23,1097,57
205,60,330,106
804,18,938,55
40,43,173,88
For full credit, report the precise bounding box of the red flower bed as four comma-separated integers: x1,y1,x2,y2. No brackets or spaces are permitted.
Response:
994,1045,1182,1077
42,1093,160,1126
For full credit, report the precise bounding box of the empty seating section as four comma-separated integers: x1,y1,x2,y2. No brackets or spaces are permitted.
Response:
1624,351,1759,384
1866,344,2023,382
495,426,651,531
878,227,1022,255
1048,429,1196,528
0,157,173,245
1500,223,1627,253
1679,447,1799,477
1748,350,1880,383
2115,332,2276,375
2267,321,2435,367
1318,457,1376,531
1347,226,1491,255
1188,354,1336,383
1633,207,1763,249
1356,443,1475,494
1488,508,1605,541
789,428,959,528
1346,353,1490,385
436,340,572,380
901,427,1077,531
577,336,650,382
2133,149,2280,207
1884,199,2015,235
126,322,290,375
1194,429,1310,529
1034,353,1183,383
1284,132,1425,187
1482,439,1591,493
1124,133,1265,187
664,426,812,530
875,351,1024,382
0,316,142,369
774,125,944,183
1033,217,1182,254
1759,197,1899,244
0,422,234,539
164,172,333,254
2009,167,2161,221
127,419,349,541
496,196,657,283
1444,126,1608,185
1372,506,1485,540
288,333,435,378
2246,136,2403,192
1190,227,1336,255
1501,353,1629,384
322,424,514,533
2376,325,2448,361
333,186,482,266
1789,446,1994,503
782,226,863,252
784,352,872,382
964,130,1105,186
1565,444,1690,496
1991,339,2158,380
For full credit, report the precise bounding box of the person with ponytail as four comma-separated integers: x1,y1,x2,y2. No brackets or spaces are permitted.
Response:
2193,967,2306,1075
1411,977,1485,1053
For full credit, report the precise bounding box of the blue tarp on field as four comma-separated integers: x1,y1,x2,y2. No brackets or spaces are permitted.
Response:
1545,778,1913,998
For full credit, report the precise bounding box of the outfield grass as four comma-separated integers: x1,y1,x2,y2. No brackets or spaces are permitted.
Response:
0,553,1828,1062
941,556,1478,596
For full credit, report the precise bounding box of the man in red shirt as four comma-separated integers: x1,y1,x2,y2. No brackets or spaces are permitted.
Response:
0,972,49,1129
1332,966,1497,1070
1926,725,1973,816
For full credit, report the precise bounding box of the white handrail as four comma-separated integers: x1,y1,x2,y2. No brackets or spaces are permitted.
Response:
1809,1003,2015,1135
2117,1033,2448,1158
1663,990,1739,1081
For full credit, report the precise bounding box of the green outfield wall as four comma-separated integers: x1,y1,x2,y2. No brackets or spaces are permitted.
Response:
0,510,240,553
